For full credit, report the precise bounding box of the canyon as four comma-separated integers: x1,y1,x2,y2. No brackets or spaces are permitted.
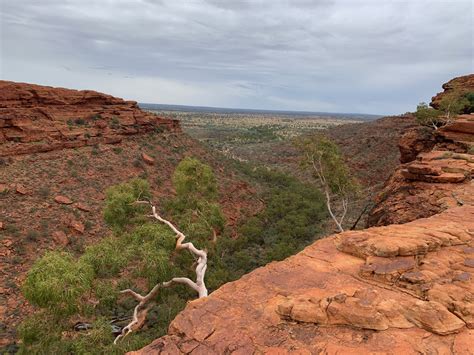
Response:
134,75,474,354
1,75,473,354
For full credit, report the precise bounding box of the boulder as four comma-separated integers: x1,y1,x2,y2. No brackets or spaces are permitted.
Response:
52,231,69,246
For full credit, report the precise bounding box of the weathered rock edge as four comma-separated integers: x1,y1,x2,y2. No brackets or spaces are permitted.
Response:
132,206,474,354
0,80,180,156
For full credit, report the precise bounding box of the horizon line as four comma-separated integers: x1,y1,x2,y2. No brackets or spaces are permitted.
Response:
139,102,384,118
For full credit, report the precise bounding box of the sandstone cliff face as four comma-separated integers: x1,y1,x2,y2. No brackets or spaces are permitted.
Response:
368,76,474,227
133,206,474,354
0,81,180,156
431,74,474,110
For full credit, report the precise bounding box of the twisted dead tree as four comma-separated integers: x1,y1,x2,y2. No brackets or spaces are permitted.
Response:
114,201,208,344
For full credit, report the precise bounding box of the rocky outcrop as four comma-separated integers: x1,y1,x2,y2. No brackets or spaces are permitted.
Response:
431,74,474,110
0,81,180,156
367,76,474,227
132,206,474,354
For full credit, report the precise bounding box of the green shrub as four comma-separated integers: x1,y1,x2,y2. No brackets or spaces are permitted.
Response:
23,251,94,315
103,178,151,230
172,157,218,201
81,237,128,278
414,102,443,128
94,280,118,312
18,313,61,347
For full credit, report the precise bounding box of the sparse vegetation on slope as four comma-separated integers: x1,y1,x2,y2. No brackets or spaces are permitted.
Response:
17,157,328,353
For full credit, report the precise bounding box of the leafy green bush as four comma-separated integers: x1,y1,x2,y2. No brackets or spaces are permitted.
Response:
94,280,118,313
172,157,218,202
23,251,94,316
103,178,151,230
81,237,128,278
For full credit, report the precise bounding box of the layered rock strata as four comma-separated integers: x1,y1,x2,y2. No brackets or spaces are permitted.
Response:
0,81,180,156
368,76,474,227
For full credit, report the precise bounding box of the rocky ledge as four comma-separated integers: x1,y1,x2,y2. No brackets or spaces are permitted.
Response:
132,206,474,354
0,81,180,156
431,75,474,110
368,77,474,227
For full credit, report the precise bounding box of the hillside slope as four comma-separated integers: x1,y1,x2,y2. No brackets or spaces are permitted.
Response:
0,81,259,346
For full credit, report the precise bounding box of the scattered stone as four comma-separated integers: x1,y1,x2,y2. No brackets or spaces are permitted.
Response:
3,239,13,248
76,203,91,212
52,231,68,246
141,152,155,165
54,195,73,205
15,184,27,195
69,221,85,234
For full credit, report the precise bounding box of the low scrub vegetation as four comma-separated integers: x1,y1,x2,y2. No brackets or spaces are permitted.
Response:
19,157,328,353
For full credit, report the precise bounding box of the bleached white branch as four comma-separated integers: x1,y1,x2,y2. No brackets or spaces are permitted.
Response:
114,201,208,344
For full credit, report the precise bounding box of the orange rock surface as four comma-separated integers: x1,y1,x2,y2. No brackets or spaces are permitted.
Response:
132,206,474,354
368,76,474,227
0,80,180,156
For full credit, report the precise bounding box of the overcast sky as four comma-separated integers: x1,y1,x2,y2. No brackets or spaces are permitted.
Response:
0,0,472,114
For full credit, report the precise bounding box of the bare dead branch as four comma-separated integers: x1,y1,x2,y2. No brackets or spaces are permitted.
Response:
114,201,208,344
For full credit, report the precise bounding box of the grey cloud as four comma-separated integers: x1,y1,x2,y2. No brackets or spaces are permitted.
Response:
0,0,472,114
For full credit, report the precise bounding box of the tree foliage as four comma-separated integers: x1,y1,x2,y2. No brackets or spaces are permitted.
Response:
415,91,474,129
414,102,444,129
296,135,358,232
103,178,151,230
218,166,327,276
23,251,94,316
172,157,218,201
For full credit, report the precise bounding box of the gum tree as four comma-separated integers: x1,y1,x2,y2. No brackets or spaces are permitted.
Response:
297,135,358,232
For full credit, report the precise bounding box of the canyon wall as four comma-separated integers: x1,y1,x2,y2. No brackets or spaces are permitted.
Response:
0,81,180,157
368,75,474,227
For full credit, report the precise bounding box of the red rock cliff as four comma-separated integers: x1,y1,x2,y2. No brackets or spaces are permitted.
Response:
368,75,474,227
431,74,474,110
0,81,180,156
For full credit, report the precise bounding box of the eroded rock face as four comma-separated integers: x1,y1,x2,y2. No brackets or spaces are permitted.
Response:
0,80,180,156
131,206,474,354
368,76,474,227
431,74,474,110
